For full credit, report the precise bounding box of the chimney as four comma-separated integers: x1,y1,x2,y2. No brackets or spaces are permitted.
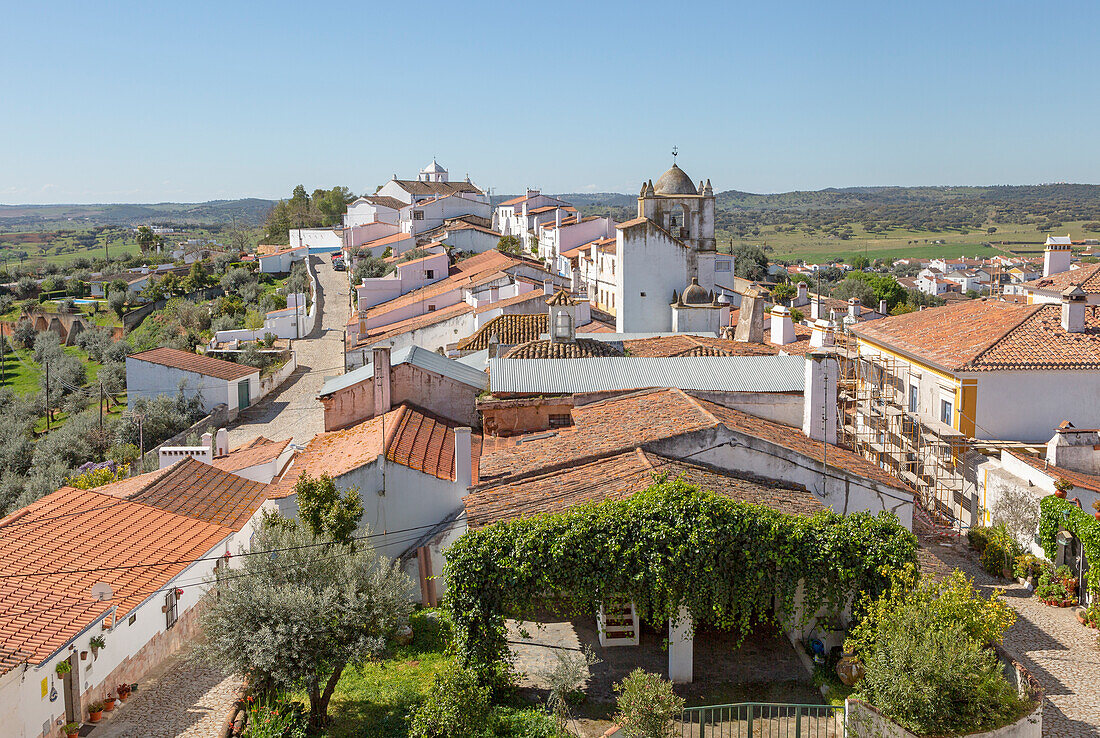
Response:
796,282,808,304
487,333,500,359
802,351,838,444
555,209,562,230
215,428,228,457
810,319,835,348
734,288,765,343
847,298,861,321
878,299,888,315
543,280,554,295
769,306,796,345
373,346,392,415
1044,236,1072,277
1062,286,1087,333
453,427,472,488
201,431,213,453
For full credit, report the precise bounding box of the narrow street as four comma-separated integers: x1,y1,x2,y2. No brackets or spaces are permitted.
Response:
919,523,1100,737
227,255,350,448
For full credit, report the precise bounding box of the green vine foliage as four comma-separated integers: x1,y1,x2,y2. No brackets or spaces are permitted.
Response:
444,478,917,682
1039,495,1100,592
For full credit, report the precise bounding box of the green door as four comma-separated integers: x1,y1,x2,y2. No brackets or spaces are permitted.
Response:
237,379,250,410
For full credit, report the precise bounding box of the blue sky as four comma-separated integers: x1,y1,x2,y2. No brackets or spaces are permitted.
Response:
1,1,1097,203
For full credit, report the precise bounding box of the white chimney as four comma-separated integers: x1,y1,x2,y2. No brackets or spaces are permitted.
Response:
543,280,554,295
215,428,228,457
878,299,888,315
809,319,835,348
453,427,472,489
373,346,392,415
848,298,861,320
201,431,214,453
802,351,838,444
769,306,796,345
1062,286,1087,333
796,282,808,303
1044,237,1072,277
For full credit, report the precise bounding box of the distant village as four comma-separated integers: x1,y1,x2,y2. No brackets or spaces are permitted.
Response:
4,158,1097,737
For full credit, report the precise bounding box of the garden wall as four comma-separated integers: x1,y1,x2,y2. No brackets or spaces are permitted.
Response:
256,352,297,402
140,403,230,470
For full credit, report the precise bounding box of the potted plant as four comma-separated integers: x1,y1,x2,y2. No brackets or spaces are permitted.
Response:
1092,500,1100,521
55,661,71,678
89,635,105,657
79,651,88,661
1055,478,1073,499
116,683,132,701
104,693,117,711
63,722,80,738
88,701,104,722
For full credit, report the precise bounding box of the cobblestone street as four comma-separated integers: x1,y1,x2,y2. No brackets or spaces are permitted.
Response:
91,652,240,738
919,520,1100,737
228,256,350,448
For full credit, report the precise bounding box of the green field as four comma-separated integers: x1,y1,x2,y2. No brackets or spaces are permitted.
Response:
716,221,1092,263
0,225,234,268
0,348,42,395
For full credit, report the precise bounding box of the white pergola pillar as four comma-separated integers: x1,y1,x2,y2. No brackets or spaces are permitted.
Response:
668,606,693,683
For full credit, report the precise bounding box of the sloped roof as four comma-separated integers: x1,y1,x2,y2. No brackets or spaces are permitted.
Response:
1006,450,1100,493
128,347,258,381
457,314,547,350
624,334,775,358
389,179,483,197
477,388,910,496
0,487,232,664
92,456,271,529
854,300,1100,372
272,404,482,498
211,437,291,474
502,338,625,359
464,448,823,528
318,345,488,398
355,302,472,348
1021,263,1100,293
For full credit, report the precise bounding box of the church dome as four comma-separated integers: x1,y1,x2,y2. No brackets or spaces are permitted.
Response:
682,277,710,305
654,164,699,195
422,158,447,174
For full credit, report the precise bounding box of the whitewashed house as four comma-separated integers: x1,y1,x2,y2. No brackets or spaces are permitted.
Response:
126,347,260,415
258,244,308,273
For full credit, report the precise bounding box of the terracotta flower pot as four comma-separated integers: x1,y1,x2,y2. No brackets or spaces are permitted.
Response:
1055,489,1067,499
836,656,865,687
66,731,78,738
104,697,116,711
89,709,102,723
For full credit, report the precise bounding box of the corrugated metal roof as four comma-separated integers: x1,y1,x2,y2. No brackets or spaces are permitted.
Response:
488,355,805,394
319,345,488,397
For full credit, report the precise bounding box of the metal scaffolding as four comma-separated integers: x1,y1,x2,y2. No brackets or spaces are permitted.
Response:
834,330,974,529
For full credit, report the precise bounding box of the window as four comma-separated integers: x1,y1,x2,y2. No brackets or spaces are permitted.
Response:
413,210,424,221
716,260,732,272
164,590,178,630
548,414,572,428
425,269,434,279
908,384,918,413
427,304,436,312
640,291,646,298
940,398,954,425
128,613,137,627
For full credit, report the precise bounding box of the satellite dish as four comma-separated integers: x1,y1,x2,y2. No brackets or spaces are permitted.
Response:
90,583,114,602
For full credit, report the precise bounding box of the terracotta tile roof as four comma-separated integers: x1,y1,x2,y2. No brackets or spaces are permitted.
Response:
624,334,774,358
362,231,414,249
578,319,616,333
272,404,482,498
472,289,548,315
464,448,823,527
855,300,1100,372
356,302,472,348
503,338,624,359
211,437,291,474
478,388,912,495
851,300,1039,372
129,347,258,381
616,217,649,229
91,457,270,529
389,179,483,197
358,195,407,211
0,487,232,664
1022,263,1100,293
457,314,547,350
1006,451,1100,494
0,646,30,676
498,195,528,206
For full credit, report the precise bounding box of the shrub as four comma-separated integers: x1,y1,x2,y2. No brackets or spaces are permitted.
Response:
243,699,308,738
1014,554,1048,581
856,616,1028,735
537,646,600,732
1035,568,1075,606
980,527,1022,577
488,707,562,738
967,525,994,553
408,660,491,738
12,320,35,349
108,290,127,318
613,669,684,738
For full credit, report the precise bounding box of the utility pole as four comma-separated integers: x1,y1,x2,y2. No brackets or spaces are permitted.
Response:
44,362,49,432
1,324,5,385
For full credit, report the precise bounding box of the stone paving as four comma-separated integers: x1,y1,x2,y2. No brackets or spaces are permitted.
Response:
91,652,240,738
918,520,1100,737
228,256,350,448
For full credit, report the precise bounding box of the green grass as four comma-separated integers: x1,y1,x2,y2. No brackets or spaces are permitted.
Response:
0,348,41,395
717,220,1095,263
320,610,454,738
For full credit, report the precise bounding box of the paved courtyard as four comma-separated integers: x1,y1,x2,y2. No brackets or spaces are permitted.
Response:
228,256,350,448
918,517,1100,737
90,652,240,738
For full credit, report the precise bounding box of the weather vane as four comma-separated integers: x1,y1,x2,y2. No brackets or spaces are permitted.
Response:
672,145,678,162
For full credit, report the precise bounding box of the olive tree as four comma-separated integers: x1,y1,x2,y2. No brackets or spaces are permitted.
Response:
199,518,413,729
